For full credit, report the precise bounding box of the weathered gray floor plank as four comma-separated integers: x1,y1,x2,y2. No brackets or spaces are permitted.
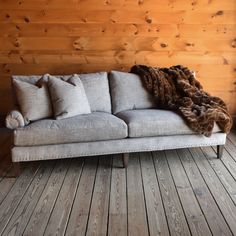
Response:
166,150,212,236
177,148,233,236
86,156,112,236
153,151,191,236
23,159,70,236
0,173,16,204
211,145,236,180
190,147,236,234
2,161,54,236
1,131,236,236
108,155,127,236
140,152,169,236
65,157,98,236
227,131,236,146
43,159,83,236
224,138,236,162
201,146,236,204
127,153,149,236
0,163,40,234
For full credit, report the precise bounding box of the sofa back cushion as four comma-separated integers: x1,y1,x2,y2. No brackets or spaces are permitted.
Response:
12,72,112,113
109,71,156,114
78,72,111,113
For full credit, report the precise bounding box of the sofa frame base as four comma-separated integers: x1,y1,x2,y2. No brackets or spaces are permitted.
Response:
11,133,226,176
12,144,224,177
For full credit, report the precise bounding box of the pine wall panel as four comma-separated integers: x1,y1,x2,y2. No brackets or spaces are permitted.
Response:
0,0,236,118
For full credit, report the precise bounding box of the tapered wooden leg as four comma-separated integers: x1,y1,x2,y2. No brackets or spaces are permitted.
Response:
217,145,224,159
13,162,21,177
122,153,129,168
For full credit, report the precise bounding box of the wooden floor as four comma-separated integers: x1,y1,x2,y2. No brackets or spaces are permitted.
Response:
0,130,236,236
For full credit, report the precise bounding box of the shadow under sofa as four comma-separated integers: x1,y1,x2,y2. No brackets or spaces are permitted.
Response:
6,71,226,175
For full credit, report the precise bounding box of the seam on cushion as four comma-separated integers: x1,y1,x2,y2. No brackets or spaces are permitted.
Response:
13,141,225,162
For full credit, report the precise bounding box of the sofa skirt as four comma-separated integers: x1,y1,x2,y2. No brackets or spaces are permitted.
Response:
12,133,226,162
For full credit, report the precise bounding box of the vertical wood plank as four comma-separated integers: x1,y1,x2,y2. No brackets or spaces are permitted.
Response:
23,159,70,236
44,158,84,236
0,162,40,234
140,152,169,236
0,172,16,204
153,151,191,236
211,145,236,180
85,156,112,236
126,153,149,236
189,147,236,233
108,155,127,236
166,149,213,236
201,146,236,204
2,161,54,236
177,148,233,236
65,157,98,236
224,138,236,162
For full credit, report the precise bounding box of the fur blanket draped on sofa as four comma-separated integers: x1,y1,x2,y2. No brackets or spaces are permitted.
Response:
130,65,232,137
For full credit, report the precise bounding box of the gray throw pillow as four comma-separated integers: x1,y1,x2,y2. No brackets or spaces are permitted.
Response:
47,74,91,120
13,76,53,122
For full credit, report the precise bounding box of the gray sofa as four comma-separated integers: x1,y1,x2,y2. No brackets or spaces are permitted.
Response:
6,71,226,174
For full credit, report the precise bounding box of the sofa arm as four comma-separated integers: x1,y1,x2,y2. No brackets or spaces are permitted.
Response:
5,110,28,129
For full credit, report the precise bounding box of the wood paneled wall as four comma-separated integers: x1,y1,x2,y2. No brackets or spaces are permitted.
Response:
0,0,236,117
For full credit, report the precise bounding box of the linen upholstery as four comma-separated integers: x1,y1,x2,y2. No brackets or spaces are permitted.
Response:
12,133,226,162
116,109,221,138
5,110,28,129
12,72,111,113
78,72,112,113
109,71,155,114
47,75,91,119
14,112,128,146
13,77,53,122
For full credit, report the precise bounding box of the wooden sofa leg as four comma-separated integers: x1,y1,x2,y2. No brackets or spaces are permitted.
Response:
122,153,129,168
217,145,224,159
13,162,21,177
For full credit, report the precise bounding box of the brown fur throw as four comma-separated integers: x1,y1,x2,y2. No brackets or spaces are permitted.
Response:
130,64,232,137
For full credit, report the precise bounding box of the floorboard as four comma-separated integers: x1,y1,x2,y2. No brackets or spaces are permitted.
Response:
0,131,236,236
2,161,54,236
127,153,149,236
85,156,112,236
153,151,191,236
108,155,127,236
140,152,169,236
44,159,83,236
23,159,70,236
211,145,236,180
0,163,40,234
177,148,233,236
65,157,98,236
189,147,236,233
166,150,212,236
201,146,236,205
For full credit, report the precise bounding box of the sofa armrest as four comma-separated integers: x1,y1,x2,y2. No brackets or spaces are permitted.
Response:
5,110,29,129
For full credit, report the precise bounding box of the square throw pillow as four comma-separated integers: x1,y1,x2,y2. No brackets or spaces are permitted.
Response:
13,76,53,122
47,74,91,120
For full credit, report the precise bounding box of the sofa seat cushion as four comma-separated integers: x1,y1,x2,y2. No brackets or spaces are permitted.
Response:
116,109,221,138
14,112,128,146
